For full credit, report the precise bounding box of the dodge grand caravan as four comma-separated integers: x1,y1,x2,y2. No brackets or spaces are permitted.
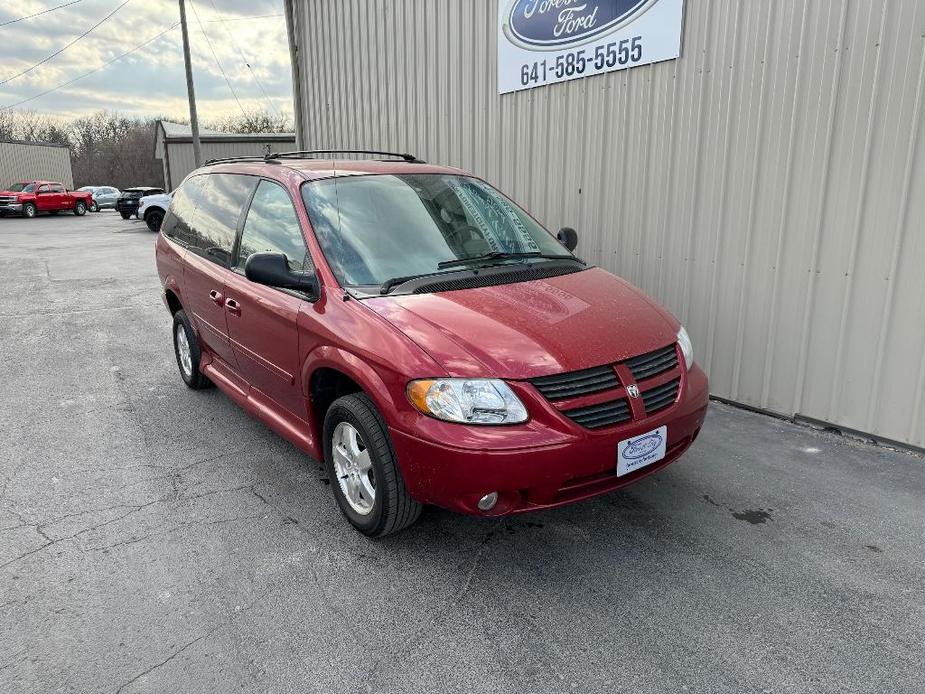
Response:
155,151,709,537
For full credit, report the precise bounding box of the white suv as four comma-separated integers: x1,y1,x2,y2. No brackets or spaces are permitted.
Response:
137,192,172,232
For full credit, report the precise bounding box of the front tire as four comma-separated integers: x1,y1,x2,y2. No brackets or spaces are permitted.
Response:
22,203,36,219
146,210,164,232
323,393,421,537
89,201,99,212
74,201,87,216
172,310,211,390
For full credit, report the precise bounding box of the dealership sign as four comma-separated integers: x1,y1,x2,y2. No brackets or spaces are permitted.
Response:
498,0,684,93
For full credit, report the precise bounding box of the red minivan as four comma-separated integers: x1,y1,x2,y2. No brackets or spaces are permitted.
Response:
155,152,709,536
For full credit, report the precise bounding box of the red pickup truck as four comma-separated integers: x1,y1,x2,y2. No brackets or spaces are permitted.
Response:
0,181,93,219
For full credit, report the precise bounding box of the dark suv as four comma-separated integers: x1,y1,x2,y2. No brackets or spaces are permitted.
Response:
117,186,165,219
155,151,708,536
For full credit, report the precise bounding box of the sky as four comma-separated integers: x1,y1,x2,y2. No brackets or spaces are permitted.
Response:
0,0,294,122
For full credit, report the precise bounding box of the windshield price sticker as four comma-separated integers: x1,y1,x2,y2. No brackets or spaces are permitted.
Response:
498,0,685,94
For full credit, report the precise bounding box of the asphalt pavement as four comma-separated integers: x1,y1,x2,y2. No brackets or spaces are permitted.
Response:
1,212,923,693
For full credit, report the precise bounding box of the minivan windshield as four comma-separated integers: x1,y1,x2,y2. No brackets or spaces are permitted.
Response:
302,174,577,289
7,182,34,193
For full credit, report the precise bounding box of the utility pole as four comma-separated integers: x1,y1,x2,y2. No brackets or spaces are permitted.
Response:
178,0,202,167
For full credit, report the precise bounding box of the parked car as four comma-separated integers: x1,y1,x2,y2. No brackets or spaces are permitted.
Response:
155,153,709,537
137,191,171,232
116,186,165,219
0,181,92,218
78,185,121,211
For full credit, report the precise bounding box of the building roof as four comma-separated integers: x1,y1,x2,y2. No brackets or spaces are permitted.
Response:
0,139,70,149
157,120,295,142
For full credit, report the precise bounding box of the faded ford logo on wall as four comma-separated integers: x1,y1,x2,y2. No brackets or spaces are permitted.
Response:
503,0,659,50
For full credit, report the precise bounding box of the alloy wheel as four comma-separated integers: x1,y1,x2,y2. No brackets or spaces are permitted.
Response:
175,323,193,378
332,422,376,515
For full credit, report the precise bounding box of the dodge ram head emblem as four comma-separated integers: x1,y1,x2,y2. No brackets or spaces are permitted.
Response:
626,384,640,399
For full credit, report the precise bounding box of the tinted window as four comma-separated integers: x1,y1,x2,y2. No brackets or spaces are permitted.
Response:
161,175,208,244
237,181,308,271
185,174,255,266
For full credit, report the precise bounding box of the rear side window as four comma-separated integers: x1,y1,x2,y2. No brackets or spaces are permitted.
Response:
161,175,207,245
236,180,308,272
51,184,64,193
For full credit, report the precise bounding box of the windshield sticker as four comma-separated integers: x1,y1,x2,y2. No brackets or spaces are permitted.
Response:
446,178,541,254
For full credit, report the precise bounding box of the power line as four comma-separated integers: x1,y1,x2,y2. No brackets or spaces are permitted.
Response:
188,0,247,117
0,22,180,111
0,0,84,27
0,0,133,85
205,0,279,115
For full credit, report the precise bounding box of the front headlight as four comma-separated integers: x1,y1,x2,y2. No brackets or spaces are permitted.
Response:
407,378,528,425
677,326,694,371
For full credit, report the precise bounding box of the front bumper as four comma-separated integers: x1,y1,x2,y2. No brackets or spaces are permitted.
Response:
390,364,709,515
0,203,23,213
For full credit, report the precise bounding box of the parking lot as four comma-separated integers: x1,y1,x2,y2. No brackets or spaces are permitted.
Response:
0,212,922,693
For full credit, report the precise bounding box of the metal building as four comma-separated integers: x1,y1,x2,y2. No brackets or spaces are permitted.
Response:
284,0,925,449
154,121,297,191
0,140,73,188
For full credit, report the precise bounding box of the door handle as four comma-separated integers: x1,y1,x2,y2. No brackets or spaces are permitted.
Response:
209,289,224,306
225,298,241,316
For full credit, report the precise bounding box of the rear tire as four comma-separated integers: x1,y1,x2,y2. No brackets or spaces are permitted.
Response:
74,201,86,216
323,393,421,537
146,210,164,232
22,203,36,219
172,310,211,390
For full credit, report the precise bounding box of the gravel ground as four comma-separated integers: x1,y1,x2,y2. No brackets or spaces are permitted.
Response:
1,212,923,694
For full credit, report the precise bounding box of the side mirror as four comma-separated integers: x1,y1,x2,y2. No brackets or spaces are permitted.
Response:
557,227,578,252
244,252,320,301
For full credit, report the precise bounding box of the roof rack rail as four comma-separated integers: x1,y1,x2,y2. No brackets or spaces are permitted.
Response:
203,155,274,166
268,150,426,164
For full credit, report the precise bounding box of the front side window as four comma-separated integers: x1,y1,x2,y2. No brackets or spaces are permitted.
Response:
302,174,572,288
237,180,308,272
37,185,50,194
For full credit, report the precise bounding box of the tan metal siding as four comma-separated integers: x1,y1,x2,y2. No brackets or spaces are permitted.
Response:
289,0,925,447
0,142,73,188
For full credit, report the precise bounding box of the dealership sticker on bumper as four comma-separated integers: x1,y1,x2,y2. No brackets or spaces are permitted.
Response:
617,425,668,477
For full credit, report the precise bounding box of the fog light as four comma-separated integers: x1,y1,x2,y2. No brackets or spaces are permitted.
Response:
477,492,499,512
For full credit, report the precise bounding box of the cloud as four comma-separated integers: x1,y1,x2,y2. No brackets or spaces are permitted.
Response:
0,0,293,121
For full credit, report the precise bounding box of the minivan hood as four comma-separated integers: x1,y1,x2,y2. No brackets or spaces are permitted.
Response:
364,267,679,379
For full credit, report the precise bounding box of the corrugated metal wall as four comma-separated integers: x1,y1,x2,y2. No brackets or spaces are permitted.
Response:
288,0,925,448
161,137,297,190
0,141,73,188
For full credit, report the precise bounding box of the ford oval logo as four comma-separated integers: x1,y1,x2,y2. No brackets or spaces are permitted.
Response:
504,0,658,50
623,432,663,460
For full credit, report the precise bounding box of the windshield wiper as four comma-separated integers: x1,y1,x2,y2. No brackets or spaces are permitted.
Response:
436,251,581,270
380,272,446,295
